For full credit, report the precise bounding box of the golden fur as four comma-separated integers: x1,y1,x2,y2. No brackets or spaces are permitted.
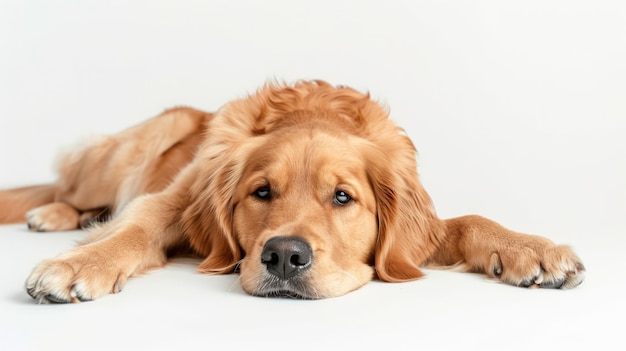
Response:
0,80,585,302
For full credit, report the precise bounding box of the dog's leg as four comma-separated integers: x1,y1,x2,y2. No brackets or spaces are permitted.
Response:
428,215,585,289
0,184,57,224
24,181,189,303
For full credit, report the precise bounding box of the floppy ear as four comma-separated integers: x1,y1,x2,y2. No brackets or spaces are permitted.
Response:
365,133,447,282
180,108,271,274
181,152,244,274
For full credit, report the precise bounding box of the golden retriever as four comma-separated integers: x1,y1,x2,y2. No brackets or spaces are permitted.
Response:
0,80,585,303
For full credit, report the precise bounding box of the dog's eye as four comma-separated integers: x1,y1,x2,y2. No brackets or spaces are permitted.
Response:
334,190,352,205
253,186,271,200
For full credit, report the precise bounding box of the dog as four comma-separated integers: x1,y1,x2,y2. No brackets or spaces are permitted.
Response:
0,80,585,303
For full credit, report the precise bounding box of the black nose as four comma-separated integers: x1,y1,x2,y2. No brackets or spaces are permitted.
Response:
261,237,312,279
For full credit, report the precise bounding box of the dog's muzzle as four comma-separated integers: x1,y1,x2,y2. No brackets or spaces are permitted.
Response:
256,236,315,298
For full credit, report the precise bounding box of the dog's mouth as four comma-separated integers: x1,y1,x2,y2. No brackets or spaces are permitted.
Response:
257,290,310,299
253,275,319,299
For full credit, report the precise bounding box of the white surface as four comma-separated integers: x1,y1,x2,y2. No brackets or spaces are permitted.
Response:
1,1,624,350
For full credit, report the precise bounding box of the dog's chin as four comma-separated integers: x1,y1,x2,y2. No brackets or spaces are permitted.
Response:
252,275,320,300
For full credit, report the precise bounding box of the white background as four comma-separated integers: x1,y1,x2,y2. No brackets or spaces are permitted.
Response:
1,1,624,350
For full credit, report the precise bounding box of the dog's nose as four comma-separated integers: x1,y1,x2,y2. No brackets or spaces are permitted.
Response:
261,237,312,279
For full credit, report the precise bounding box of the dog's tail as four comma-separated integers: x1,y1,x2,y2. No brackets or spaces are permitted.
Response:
0,185,57,224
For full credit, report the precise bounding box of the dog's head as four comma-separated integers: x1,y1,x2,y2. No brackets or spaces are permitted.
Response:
182,81,445,298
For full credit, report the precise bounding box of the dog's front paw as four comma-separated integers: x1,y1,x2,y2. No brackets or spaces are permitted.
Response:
25,251,127,303
488,245,585,289
26,203,80,232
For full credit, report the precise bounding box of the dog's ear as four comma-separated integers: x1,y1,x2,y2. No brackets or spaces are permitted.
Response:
180,97,270,274
181,153,244,274
364,133,446,282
